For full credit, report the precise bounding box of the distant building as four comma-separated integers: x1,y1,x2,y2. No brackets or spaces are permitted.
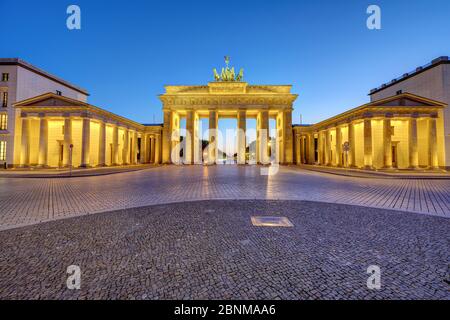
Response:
369,56,450,167
0,58,89,167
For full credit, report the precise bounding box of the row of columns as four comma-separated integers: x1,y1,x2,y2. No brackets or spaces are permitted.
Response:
162,109,293,165
20,116,160,167
297,116,439,169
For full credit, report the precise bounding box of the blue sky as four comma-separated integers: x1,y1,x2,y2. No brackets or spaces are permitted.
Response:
1,0,450,127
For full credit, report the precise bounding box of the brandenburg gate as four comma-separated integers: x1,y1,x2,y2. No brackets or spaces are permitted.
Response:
159,60,298,165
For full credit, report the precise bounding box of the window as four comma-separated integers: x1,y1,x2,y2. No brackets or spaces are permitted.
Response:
0,114,7,130
2,92,7,107
1,73,8,82
396,90,403,95
56,90,62,96
0,141,6,161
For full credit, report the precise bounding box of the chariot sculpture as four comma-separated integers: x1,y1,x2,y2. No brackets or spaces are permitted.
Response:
213,56,244,82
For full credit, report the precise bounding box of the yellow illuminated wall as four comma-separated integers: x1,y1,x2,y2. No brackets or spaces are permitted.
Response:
89,121,99,166
354,122,364,167
417,119,429,167
340,126,349,166
71,119,82,167
436,110,445,166
391,120,409,169
118,128,125,165
29,119,40,165
371,120,384,169
47,120,64,167
105,125,113,166
329,129,336,165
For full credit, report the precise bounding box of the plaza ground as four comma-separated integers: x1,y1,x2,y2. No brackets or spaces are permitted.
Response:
0,200,448,299
0,165,449,230
0,166,449,299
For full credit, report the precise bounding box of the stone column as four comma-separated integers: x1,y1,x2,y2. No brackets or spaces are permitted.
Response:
38,117,48,167
208,109,218,164
98,121,106,166
348,122,356,167
20,118,30,167
383,118,392,168
363,118,373,169
80,117,91,167
317,131,323,165
408,117,419,169
133,131,138,164
336,126,342,167
154,134,161,164
283,110,293,164
325,130,331,166
295,134,301,164
162,111,172,164
237,110,246,165
140,134,147,164
428,117,438,169
122,129,129,165
185,110,195,164
62,117,72,167
302,136,306,164
171,113,181,164
258,110,269,164
151,136,156,163
112,125,119,165
308,134,315,164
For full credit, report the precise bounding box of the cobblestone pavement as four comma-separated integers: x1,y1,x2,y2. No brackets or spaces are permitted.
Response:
0,200,448,300
0,165,449,230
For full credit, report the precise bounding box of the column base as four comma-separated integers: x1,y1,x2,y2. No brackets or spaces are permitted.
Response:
97,163,107,167
363,165,374,170
36,164,50,169
79,164,92,168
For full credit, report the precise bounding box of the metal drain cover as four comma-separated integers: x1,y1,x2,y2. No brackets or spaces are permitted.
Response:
251,216,293,227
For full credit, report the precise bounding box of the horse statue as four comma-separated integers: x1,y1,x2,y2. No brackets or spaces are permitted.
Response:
213,68,220,81
236,68,244,81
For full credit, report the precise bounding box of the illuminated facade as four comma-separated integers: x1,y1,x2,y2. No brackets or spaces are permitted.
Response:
159,82,297,165
2,57,448,170
0,58,89,168
369,56,450,167
293,93,446,170
13,93,162,168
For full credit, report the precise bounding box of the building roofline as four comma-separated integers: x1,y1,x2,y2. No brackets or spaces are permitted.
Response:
300,93,446,131
0,58,89,96
13,92,148,129
368,56,449,96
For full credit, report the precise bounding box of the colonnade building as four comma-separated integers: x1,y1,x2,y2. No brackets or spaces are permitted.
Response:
0,57,448,170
